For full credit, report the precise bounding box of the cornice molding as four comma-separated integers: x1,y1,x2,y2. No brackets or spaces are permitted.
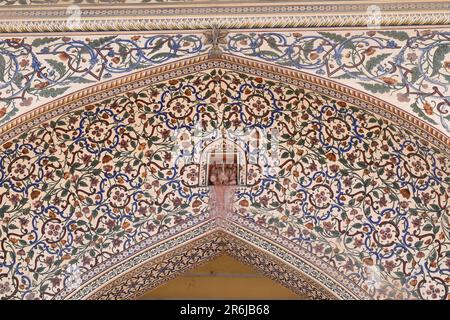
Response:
1,1,449,32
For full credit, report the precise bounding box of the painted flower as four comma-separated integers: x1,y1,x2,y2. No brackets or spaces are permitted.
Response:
24,292,39,300
381,77,397,85
423,102,433,115
0,282,11,295
384,260,396,272
343,260,354,272
386,40,397,48
396,92,410,102
34,81,49,89
310,52,319,60
19,58,29,68
50,278,61,287
364,47,376,56
58,52,70,61
112,237,123,247
172,197,182,207
313,243,324,254
82,256,92,266
407,52,418,62
259,195,269,206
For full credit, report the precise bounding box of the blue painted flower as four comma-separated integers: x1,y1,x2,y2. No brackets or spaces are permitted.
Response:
316,69,325,75
170,43,180,51
107,50,115,57
316,45,325,54
386,40,397,49
40,47,50,54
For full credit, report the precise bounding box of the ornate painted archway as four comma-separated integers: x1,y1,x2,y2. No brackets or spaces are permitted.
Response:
1,53,449,300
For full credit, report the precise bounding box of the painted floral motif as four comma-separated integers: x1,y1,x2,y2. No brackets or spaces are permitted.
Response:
0,34,207,124
225,30,450,134
0,68,449,300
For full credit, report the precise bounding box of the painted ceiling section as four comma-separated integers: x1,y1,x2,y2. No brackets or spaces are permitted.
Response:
0,0,449,300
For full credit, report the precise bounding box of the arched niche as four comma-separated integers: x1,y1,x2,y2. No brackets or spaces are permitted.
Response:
0,54,448,300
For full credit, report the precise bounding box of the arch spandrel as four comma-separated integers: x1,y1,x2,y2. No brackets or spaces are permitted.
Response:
78,230,340,301
0,56,449,300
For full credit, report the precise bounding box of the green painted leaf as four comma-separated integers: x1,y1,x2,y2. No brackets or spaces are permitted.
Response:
88,35,117,48
150,52,175,62
266,36,284,53
411,102,437,125
410,66,421,84
358,82,391,94
0,55,5,82
431,44,450,77
37,86,70,98
0,205,9,219
365,53,391,72
378,31,409,41
31,37,59,47
258,50,281,59
334,73,353,80
148,38,167,55
318,32,347,43
45,59,67,77
66,76,95,84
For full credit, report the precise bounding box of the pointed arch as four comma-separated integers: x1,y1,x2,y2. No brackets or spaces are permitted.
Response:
0,54,449,301
71,227,344,300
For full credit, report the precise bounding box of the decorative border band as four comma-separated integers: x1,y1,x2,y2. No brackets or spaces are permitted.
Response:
82,228,343,300
1,14,450,33
62,218,216,299
63,215,370,300
84,229,225,300
1,1,450,32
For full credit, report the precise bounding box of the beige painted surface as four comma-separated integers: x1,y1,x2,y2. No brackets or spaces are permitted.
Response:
138,255,303,300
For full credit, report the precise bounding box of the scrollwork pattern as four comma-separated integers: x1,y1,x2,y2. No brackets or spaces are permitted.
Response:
225,30,450,133
0,68,449,300
0,34,207,124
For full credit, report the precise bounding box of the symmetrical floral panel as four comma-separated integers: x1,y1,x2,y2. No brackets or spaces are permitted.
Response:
1,28,450,138
0,64,449,300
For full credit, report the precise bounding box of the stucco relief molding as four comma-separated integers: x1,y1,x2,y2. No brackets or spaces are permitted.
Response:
0,2,450,32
